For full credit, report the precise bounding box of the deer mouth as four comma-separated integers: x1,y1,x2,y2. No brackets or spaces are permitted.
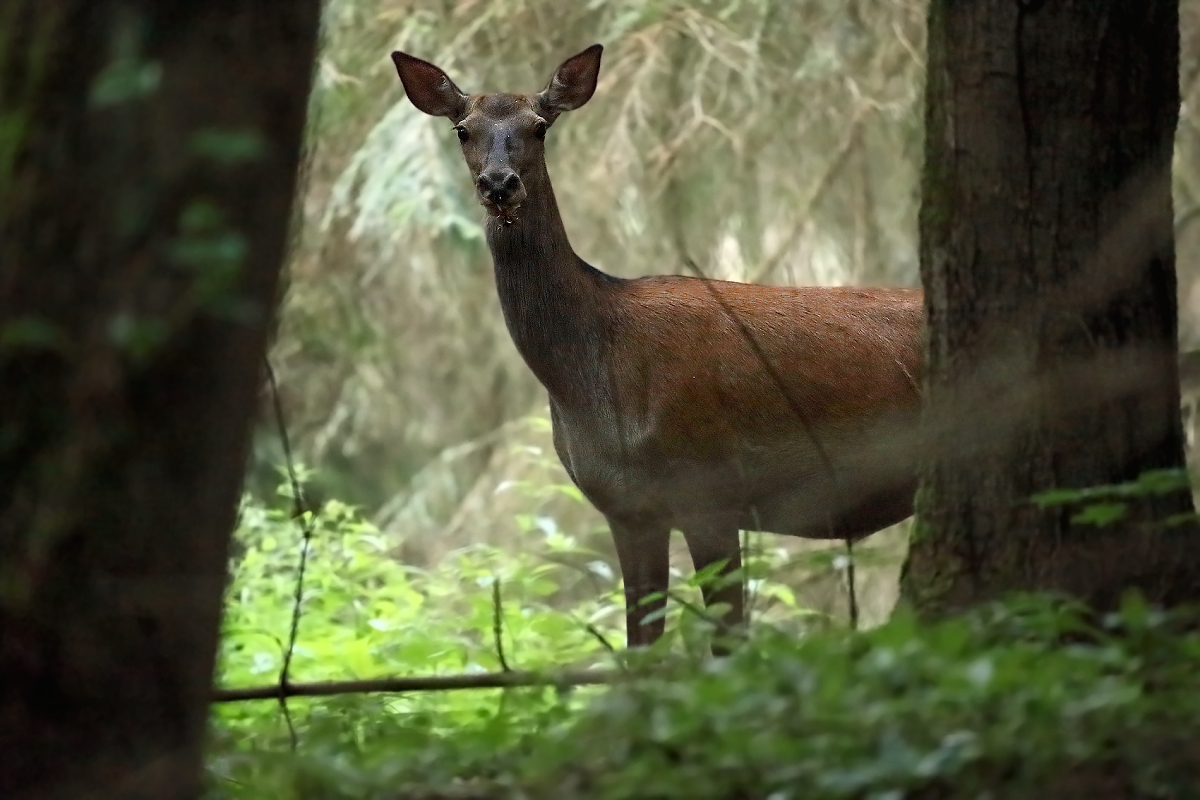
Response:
479,187,527,225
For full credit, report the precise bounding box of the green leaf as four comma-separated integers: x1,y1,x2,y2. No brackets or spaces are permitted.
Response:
190,128,268,165
1070,502,1127,527
90,58,161,107
1031,487,1086,508
0,317,64,351
107,314,168,360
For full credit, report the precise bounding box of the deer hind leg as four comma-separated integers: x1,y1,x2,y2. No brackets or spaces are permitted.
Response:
608,516,671,648
681,524,744,654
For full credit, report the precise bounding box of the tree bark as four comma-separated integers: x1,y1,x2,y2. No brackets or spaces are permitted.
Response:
902,0,1200,614
0,2,319,798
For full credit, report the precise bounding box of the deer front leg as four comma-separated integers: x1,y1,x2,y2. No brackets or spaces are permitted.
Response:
682,524,744,654
608,516,670,648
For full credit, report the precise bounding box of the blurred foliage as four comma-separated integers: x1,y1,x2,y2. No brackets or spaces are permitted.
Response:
1032,468,1197,529
207,589,1200,799
331,0,926,283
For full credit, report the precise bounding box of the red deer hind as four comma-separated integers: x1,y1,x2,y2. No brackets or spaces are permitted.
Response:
391,44,924,651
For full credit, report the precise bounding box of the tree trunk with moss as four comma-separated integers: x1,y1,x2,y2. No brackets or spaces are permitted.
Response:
902,0,1200,614
0,2,319,797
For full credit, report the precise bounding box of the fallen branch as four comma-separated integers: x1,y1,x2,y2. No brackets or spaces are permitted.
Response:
212,666,636,703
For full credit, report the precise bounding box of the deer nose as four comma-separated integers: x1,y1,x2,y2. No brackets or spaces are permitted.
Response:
477,170,521,204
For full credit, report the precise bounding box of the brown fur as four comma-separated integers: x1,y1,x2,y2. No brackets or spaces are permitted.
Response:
392,45,924,651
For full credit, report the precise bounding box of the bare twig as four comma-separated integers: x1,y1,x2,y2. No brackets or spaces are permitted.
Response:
492,579,511,672
264,356,316,751
213,667,636,703
843,538,859,631
679,254,845,639
681,255,841,541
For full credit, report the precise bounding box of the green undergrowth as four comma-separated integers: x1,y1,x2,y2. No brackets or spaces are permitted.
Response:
214,493,624,739
209,481,816,781
206,476,1200,799
204,597,1200,799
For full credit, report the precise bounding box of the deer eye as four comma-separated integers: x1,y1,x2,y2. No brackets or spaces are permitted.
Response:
454,125,469,144
533,120,547,140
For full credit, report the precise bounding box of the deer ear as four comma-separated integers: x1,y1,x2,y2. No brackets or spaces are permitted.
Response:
535,44,603,121
391,51,468,120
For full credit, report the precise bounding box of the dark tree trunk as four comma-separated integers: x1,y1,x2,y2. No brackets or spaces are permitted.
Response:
0,2,319,798
902,0,1200,614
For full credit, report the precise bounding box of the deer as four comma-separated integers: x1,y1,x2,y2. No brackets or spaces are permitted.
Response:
390,43,924,652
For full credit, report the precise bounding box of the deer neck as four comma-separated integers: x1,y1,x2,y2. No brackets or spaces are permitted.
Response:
485,167,610,408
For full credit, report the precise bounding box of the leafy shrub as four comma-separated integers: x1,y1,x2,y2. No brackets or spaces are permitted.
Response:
515,595,1200,800
208,492,1200,800
213,488,626,745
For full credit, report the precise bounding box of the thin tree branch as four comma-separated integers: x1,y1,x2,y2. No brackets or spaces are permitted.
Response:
264,356,316,751
492,579,511,672
680,255,841,541
843,538,859,631
213,667,636,703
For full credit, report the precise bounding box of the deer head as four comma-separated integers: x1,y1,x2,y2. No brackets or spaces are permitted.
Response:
390,45,603,224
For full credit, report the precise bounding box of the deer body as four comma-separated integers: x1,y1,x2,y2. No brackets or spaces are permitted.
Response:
392,45,924,649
